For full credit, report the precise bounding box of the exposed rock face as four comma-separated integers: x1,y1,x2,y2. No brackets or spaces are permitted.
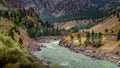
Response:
1,0,23,8
3,0,120,18
21,0,120,17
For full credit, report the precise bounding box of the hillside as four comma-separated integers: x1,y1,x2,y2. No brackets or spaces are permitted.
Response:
0,2,46,68
1,0,120,22
0,33,45,68
88,16,119,33
60,8,120,53
0,0,23,8
54,19,101,30
79,16,120,33
59,9,120,66
22,0,120,22
0,18,31,45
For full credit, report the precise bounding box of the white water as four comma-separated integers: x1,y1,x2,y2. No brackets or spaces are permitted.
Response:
34,40,119,68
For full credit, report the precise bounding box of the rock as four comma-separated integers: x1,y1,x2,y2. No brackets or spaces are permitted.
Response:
117,61,120,66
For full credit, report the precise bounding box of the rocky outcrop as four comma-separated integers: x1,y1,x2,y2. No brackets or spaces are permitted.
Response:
25,36,63,54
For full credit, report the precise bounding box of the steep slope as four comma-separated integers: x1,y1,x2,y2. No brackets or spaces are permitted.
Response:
21,0,120,22
0,2,46,68
0,33,45,68
0,2,62,41
88,16,119,33
60,8,120,52
1,0,23,8
54,19,101,30
25,0,120,17
59,9,120,66
0,3,7,10
0,17,30,45
1,0,120,22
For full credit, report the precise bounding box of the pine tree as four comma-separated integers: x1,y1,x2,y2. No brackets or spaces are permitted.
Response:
98,32,102,39
91,30,95,45
117,30,120,40
78,34,81,45
70,35,74,43
85,32,91,45
19,38,23,44
96,32,102,47
104,28,108,34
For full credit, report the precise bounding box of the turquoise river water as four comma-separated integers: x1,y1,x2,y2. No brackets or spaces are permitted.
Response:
34,40,119,68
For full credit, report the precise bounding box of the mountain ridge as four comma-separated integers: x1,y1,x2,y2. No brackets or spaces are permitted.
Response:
2,0,120,22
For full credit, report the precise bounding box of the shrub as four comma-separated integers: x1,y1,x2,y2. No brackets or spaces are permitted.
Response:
0,33,45,68
19,38,23,44
4,36,14,47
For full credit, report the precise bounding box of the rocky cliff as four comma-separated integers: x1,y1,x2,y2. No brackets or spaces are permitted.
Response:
22,0,120,17
1,0,120,22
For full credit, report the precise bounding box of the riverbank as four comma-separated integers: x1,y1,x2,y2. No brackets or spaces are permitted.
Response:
59,42,120,66
24,36,63,67
24,36,120,67
24,36,62,53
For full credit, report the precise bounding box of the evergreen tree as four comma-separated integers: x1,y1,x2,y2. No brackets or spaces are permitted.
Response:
85,32,91,45
78,34,81,45
19,38,23,44
117,30,120,40
98,32,102,39
70,35,74,43
93,32,102,48
91,30,95,46
104,28,108,34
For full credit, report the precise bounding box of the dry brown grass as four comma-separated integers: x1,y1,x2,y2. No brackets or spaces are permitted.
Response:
89,16,120,33
0,17,30,45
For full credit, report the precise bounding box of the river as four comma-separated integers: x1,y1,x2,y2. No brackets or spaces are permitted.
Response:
34,40,119,68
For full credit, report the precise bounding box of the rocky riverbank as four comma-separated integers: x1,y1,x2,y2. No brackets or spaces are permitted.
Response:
24,36,62,53
24,36,63,67
59,42,120,66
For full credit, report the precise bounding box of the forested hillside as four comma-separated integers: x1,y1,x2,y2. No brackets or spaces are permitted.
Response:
0,8,62,38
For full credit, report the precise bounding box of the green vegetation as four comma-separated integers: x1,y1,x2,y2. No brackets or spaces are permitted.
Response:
93,32,102,48
74,30,102,48
19,38,23,44
70,35,74,43
40,8,108,22
31,21,61,38
78,34,81,45
8,26,20,40
71,23,95,32
85,32,91,45
117,30,120,40
0,8,62,38
0,33,45,68
7,4,117,23
104,28,109,34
